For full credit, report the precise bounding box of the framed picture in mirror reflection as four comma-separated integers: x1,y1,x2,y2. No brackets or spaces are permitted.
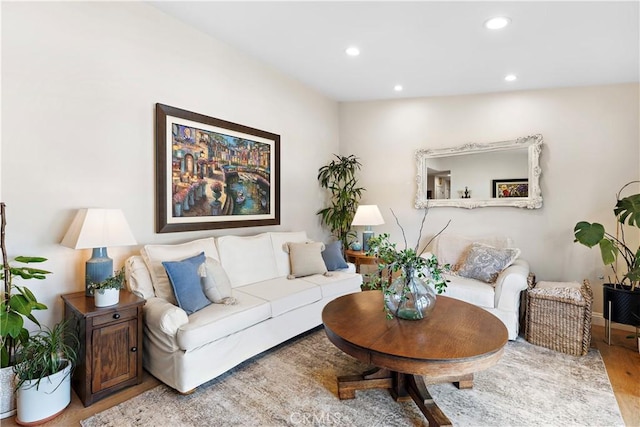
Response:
492,179,528,198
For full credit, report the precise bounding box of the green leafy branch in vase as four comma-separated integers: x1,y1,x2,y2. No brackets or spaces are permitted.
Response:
366,208,451,318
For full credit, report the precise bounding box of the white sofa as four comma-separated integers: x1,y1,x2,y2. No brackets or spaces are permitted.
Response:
124,231,362,393
432,233,530,340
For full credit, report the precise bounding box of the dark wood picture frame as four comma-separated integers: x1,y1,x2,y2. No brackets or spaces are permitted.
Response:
155,103,280,233
491,178,528,198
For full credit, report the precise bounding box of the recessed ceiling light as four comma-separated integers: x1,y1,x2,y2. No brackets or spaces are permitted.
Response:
484,16,511,30
394,85,403,92
345,46,360,57
505,74,517,82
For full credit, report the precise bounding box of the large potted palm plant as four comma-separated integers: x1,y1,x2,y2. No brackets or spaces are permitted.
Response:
316,154,365,251
0,203,50,419
573,181,640,329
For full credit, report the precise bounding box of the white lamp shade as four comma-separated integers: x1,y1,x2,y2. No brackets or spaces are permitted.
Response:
61,208,137,249
351,205,385,226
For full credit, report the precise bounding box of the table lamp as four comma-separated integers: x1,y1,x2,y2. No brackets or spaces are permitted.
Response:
351,205,385,252
61,208,137,296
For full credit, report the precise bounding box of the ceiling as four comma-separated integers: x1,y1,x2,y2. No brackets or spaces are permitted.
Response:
150,1,640,102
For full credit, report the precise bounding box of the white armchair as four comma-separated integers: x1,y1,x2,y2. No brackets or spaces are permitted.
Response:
432,233,530,340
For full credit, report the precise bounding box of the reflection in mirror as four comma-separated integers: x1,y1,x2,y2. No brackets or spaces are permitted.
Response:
415,134,543,209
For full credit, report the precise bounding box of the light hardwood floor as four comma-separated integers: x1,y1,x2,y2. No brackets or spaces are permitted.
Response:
3,326,638,426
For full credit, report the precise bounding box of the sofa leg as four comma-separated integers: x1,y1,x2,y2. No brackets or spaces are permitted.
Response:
179,388,196,395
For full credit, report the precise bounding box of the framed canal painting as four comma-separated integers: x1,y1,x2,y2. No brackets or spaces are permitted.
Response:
155,103,280,233
491,178,528,198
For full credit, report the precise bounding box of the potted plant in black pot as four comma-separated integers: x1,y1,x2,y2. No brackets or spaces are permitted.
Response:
574,181,640,335
13,320,78,425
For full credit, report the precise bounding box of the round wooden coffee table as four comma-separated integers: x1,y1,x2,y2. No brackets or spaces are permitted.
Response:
322,290,508,427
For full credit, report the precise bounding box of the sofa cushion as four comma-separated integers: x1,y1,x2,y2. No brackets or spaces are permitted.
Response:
457,243,521,284
235,277,322,317
321,241,349,271
176,290,271,352
285,241,328,278
162,252,211,315
216,233,279,287
300,271,362,299
141,237,220,304
269,231,309,277
201,257,235,304
440,273,495,308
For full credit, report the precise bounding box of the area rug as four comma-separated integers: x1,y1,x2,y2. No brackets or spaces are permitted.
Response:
81,328,623,427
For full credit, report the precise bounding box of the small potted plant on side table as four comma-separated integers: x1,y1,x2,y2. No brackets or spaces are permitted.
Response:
88,268,125,307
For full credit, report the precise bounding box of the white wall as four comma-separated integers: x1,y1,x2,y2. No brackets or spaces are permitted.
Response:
1,2,339,327
339,83,639,317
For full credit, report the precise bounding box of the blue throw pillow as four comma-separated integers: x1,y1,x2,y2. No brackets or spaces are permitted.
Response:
162,252,211,315
321,241,349,271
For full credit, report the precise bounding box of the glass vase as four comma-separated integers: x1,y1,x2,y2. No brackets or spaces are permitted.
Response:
384,267,437,320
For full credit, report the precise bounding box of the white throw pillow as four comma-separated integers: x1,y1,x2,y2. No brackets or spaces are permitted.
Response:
456,242,520,284
141,237,219,305
284,241,329,278
199,257,236,304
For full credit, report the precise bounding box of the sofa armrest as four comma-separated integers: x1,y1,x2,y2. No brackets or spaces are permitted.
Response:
143,297,189,353
494,259,530,312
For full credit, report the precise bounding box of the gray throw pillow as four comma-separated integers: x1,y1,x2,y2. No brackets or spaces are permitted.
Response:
456,243,520,284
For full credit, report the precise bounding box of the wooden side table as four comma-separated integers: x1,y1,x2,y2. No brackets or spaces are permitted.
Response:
344,249,379,273
62,290,145,407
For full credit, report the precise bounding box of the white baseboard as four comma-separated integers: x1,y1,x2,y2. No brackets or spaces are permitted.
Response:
591,312,638,332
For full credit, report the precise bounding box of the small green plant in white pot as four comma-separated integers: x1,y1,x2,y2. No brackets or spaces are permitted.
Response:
88,268,124,307
13,320,78,425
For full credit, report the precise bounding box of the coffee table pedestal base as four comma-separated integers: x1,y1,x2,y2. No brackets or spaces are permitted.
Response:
337,368,473,427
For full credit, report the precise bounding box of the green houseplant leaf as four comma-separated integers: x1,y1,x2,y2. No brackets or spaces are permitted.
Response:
598,239,618,266
573,222,605,248
614,193,640,227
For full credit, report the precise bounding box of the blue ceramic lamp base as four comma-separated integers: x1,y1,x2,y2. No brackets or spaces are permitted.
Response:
85,247,113,296
362,228,374,252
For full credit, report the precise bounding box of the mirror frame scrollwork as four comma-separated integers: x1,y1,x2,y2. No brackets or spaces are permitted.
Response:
415,134,543,209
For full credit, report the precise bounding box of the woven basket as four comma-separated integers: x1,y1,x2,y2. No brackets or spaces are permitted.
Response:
525,279,593,356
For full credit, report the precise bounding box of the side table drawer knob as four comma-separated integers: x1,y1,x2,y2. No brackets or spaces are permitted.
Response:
131,347,137,353
113,313,121,319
